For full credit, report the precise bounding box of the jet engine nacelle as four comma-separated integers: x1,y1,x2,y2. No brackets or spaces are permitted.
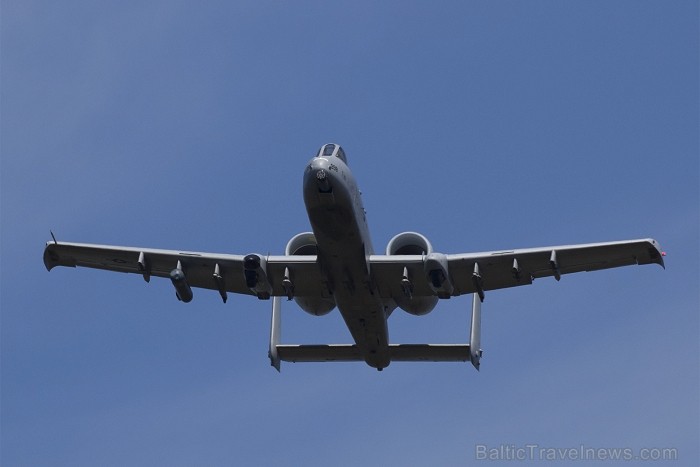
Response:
386,232,439,315
285,232,336,316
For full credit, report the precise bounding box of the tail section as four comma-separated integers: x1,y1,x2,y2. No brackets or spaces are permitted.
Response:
268,293,483,371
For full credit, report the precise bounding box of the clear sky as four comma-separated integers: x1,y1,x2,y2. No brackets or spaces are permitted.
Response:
2,1,698,466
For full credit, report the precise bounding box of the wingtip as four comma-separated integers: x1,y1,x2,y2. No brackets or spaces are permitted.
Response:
648,238,666,269
43,243,57,271
43,231,60,271
43,241,71,271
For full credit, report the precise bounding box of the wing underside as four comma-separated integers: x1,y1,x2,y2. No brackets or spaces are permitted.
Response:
43,241,326,298
44,238,664,302
370,238,664,299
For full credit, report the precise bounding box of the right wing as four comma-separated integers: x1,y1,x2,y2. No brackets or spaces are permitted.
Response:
43,241,327,300
370,238,665,299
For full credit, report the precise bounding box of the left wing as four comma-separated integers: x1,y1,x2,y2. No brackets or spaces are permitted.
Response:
370,238,665,300
43,241,326,301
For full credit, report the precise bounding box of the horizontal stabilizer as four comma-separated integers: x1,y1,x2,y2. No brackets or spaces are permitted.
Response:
276,344,470,363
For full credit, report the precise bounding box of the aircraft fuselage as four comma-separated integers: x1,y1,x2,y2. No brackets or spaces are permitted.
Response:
303,144,391,369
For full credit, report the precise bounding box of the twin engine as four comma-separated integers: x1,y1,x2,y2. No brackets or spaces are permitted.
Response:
286,231,440,316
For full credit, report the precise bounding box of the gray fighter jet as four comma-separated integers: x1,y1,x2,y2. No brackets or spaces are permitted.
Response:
44,144,665,371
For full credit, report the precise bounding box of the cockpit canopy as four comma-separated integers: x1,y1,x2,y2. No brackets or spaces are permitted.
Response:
317,143,347,164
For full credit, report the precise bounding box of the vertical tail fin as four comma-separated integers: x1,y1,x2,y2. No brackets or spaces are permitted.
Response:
469,293,482,370
269,296,282,372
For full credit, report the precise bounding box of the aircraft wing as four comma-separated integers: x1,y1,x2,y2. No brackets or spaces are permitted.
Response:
44,238,664,302
370,238,665,299
43,241,326,300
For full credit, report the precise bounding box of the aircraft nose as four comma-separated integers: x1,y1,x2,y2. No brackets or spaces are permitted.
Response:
307,158,333,193
316,169,331,193
309,157,330,172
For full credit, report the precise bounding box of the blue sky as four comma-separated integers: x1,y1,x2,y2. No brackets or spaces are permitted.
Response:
2,1,698,466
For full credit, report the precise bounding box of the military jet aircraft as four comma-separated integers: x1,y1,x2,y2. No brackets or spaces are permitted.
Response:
44,143,665,371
